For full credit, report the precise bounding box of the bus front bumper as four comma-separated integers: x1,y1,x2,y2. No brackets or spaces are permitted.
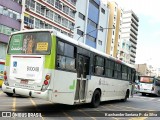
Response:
2,84,50,100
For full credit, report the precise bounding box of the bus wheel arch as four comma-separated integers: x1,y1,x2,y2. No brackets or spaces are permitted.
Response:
90,88,101,108
121,89,129,102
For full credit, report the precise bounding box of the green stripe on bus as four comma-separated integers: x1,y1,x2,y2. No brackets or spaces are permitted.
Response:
69,80,76,90
45,35,56,69
5,55,10,66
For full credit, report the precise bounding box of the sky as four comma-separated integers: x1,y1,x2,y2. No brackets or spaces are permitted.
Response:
111,0,160,68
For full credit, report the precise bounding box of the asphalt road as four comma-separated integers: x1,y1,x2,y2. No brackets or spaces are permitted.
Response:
0,88,160,120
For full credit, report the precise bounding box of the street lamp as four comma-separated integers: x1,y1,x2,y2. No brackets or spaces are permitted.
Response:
77,26,115,41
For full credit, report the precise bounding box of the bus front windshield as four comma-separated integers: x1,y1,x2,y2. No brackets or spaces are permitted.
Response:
8,31,51,55
140,77,154,84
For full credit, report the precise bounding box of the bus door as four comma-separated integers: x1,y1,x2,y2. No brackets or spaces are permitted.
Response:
75,54,89,102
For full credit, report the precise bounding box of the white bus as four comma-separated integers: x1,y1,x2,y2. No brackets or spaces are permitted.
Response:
2,29,136,107
138,76,160,96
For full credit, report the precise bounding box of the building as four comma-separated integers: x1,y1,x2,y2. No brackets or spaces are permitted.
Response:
74,0,109,52
135,64,157,76
22,0,77,37
106,1,123,58
106,1,122,57
121,10,139,64
0,0,22,60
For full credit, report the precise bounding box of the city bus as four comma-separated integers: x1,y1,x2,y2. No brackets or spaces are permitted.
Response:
2,29,136,107
138,76,160,96
0,60,5,87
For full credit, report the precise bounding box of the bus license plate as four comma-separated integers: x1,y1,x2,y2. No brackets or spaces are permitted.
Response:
20,80,28,84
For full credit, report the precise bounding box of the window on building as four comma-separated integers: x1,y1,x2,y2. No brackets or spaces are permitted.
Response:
69,21,74,30
88,19,97,28
24,16,34,28
89,0,99,9
62,18,68,27
78,12,85,20
0,24,18,35
30,0,35,10
63,5,69,14
101,8,105,14
69,9,76,18
86,35,96,42
98,40,102,45
77,29,84,36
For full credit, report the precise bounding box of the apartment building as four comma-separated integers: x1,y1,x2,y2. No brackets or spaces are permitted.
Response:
22,0,77,37
74,0,109,52
0,0,22,60
121,10,139,64
106,1,122,57
135,64,157,76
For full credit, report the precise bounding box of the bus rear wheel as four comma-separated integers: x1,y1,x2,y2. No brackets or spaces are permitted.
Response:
6,93,13,97
90,90,101,108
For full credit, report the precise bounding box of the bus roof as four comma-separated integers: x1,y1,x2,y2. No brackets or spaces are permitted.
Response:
11,29,135,68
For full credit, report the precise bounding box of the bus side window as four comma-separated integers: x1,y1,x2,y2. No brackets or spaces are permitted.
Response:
105,59,114,78
57,40,76,71
94,56,104,76
155,80,160,86
122,65,127,80
114,63,121,79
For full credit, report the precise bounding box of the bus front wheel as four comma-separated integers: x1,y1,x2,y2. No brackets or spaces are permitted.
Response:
6,93,13,97
90,90,101,108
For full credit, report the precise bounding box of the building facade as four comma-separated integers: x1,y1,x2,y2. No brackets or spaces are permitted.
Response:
0,0,22,60
22,0,76,37
74,0,109,52
135,64,157,76
106,1,123,57
121,10,139,64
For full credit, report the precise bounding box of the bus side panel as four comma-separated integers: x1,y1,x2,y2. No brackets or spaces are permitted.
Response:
86,76,129,102
52,70,77,105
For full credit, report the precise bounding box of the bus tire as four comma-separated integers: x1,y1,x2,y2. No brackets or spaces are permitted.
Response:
90,90,101,108
121,90,129,102
6,92,13,97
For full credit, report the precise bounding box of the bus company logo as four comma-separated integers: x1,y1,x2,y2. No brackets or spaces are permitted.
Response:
2,112,12,117
27,66,39,72
13,61,17,67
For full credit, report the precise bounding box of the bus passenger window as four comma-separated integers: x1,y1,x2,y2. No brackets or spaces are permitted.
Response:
66,57,75,71
94,56,104,75
105,60,114,77
122,65,127,80
57,55,65,69
57,41,64,55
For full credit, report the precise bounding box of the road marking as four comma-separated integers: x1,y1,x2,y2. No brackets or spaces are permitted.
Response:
30,98,45,120
63,112,74,120
77,109,96,120
129,117,148,120
12,97,16,112
0,91,3,95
